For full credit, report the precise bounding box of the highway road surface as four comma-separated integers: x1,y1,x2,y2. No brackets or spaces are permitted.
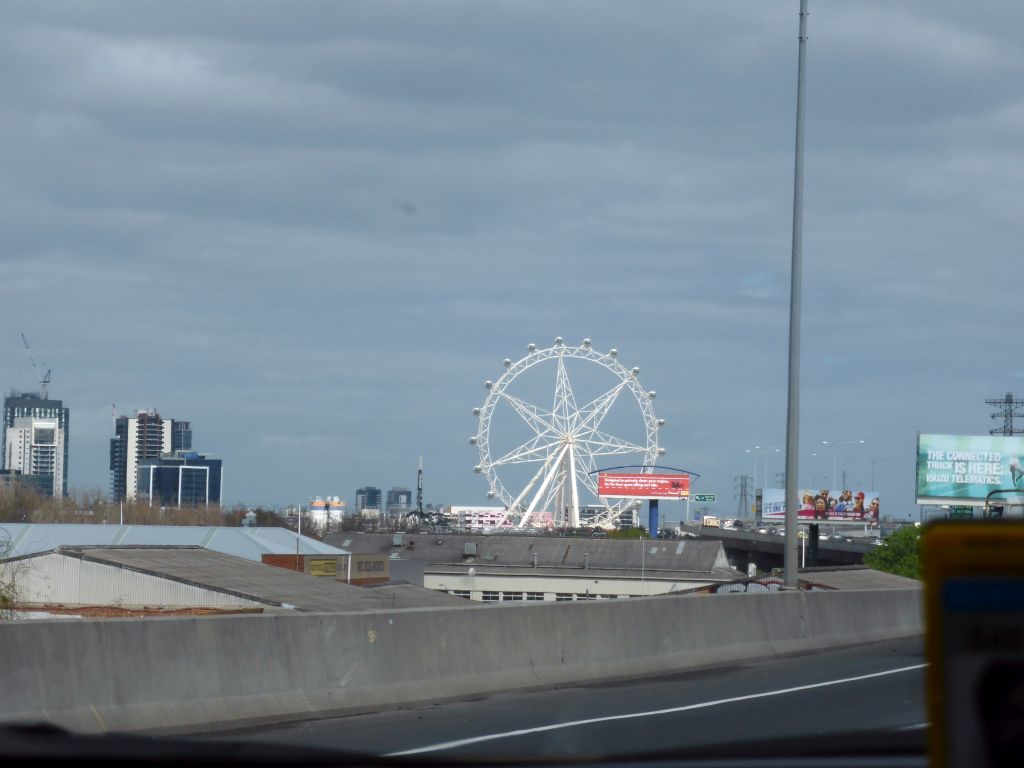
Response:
203,637,926,759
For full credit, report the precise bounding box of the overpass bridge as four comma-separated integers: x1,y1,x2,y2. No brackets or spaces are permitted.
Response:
678,524,876,571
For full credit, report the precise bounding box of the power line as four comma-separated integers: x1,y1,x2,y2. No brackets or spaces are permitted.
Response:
987,392,1024,436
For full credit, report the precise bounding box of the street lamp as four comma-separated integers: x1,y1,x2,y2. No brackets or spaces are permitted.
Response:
745,446,782,490
820,439,865,488
866,458,890,490
745,446,761,491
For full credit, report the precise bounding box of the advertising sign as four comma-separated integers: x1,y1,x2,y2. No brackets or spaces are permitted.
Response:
309,558,338,577
917,433,1024,504
760,488,880,521
597,472,690,499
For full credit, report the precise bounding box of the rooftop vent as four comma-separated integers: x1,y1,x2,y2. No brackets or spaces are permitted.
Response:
392,533,404,547
464,542,477,557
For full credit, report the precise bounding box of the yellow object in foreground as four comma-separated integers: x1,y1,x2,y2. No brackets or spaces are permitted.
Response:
923,521,1024,768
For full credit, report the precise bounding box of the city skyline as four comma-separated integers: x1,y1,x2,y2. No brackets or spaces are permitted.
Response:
2,3,1022,513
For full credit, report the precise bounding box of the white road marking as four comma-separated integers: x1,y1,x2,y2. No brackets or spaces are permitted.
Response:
387,663,927,756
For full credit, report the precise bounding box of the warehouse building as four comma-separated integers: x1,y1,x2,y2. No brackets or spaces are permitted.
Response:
328,532,738,602
0,523,346,561
0,545,472,617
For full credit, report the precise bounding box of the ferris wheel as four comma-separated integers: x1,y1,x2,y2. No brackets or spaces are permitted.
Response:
471,338,665,529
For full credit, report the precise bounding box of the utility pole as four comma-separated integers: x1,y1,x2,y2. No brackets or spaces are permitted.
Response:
735,473,752,516
987,392,1024,436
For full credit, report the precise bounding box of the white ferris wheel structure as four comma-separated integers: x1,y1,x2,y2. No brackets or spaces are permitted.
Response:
471,338,665,529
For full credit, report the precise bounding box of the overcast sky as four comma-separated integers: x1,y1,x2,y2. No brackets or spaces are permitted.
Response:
2,2,1021,518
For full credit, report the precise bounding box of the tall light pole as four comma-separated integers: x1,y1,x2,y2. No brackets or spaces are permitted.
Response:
745,446,761,492
820,439,865,488
763,448,781,488
746,446,782,491
783,0,809,589
866,457,890,490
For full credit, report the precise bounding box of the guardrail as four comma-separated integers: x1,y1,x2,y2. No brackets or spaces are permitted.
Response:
0,588,922,734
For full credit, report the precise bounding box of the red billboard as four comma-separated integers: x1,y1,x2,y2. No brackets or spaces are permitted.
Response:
597,473,690,499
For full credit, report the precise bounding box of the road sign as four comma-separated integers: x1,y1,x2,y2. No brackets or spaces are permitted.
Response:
692,494,716,503
948,505,974,519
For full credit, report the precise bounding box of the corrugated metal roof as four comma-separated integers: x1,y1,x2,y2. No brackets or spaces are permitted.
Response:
3,551,271,611
328,532,730,574
41,546,473,612
0,524,348,560
798,566,922,591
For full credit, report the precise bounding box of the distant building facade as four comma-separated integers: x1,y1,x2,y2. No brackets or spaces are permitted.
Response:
309,496,346,528
0,469,54,497
450,506,508,530
136,451,223,506
110,409,193,501
2,392,70,496
386,486,413,517
580,505,637,529
355,486,381,516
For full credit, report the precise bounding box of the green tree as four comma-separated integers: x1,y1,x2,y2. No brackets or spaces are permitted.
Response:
863,526,921,579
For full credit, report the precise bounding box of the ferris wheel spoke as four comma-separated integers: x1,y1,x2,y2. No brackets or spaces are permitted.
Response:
577,430,648,456
539,464,565,523
500,393,556,437
568,443,581,527
510,449,561,517
578,461,600,498
552,352,579,432
522,443,569,526
569,447,600,496
575,379,629,434
491,434,562,466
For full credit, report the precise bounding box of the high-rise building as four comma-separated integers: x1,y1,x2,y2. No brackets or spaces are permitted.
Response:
171,421,192,453
136,451,223,507
2,391,70,496
110,409,192,501
355,486,381,514
386,486,413,517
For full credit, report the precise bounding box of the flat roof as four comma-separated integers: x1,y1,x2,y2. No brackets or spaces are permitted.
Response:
798,566,922,591
31,546,474,612
0,523,348,560
328,532,731,575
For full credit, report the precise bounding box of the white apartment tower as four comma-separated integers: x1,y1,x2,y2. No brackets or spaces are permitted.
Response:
3,416,66,497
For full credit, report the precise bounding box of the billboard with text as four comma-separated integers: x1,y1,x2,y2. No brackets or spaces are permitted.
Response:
760,488,880,521
597,473,690,500
917,433,1024,504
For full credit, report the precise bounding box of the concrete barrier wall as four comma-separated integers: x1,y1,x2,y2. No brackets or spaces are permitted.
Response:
0,588,922,734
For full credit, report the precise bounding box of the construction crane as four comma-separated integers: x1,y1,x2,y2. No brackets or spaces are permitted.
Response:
20,332,51,399
416,454,424,518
